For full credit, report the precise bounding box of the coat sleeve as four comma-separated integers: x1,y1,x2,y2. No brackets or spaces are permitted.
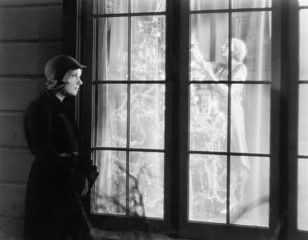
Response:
77,137,99,189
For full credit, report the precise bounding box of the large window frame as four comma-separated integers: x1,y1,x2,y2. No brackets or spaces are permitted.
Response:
65,0,308,239
287,1,308,240
178,1,279,240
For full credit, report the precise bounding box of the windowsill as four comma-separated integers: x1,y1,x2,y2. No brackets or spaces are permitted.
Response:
90,228,192,240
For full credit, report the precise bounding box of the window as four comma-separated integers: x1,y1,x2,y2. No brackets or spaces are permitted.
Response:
75,0,308,239
298,0,308,234
89,1,166,219
188,0,271,226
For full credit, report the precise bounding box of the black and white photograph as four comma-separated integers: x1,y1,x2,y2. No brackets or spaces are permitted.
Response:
0,0,307,239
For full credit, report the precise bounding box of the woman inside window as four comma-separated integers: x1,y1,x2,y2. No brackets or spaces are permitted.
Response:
191,38,250,216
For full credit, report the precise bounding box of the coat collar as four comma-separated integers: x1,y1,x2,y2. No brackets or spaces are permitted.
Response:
42,89,70,112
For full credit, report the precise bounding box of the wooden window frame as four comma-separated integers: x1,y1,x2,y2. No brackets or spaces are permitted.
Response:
62,0,308,239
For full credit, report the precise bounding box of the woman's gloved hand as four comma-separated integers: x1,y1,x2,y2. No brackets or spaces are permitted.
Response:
87,165,99,188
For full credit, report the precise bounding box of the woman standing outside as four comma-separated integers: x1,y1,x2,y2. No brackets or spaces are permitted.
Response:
23,55,98,240
191,38,250,215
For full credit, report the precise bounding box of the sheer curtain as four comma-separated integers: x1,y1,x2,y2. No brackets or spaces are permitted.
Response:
189,0,271,226
92,0,166,218
93,14,129,214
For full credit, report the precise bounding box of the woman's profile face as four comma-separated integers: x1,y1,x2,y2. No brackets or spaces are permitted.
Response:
62,68,83,96
221,42,228,57
220,41,234,59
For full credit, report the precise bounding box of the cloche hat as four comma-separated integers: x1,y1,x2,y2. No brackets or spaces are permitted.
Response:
45,55,86,82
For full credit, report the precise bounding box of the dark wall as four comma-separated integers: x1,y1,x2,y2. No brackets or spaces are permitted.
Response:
0,1,63,239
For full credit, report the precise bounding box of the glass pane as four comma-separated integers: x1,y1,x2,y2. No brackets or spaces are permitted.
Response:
96,0,128,14
131,16,166,81
298,158,308,230
190,13,228,81
232,84,270,154
232,0,271,8
299,0,308,6
190,84,228,152
130,84,165,149
300,10,308,80
91,151,126,215
232,12,271,81
129,152,164,218
96,84,127,147
189,154,227,223
98,18,128,81
190,0,228,11
298,85,308,155
132,0,166,12
191,12,272,81
230,156,269,227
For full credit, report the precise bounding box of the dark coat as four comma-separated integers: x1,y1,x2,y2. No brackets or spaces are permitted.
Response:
23,90,96,240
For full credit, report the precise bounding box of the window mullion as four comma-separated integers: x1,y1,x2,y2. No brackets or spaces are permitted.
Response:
125,13,132,217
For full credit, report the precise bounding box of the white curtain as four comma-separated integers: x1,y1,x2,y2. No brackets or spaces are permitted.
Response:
93,0,165,218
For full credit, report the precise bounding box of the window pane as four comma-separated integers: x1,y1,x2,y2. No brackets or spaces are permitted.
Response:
190,0,228,11
190,13,228,79
232,84,270,154
96,84,127,147
95,0,128,14
98,18,128,81
230,156,269,227
232,12,271,81
190,84,270,154
299,9,308,231
298,158,308,230
189,154,227,223
92,150,126,215
190,0,271,10
131,0,166,12
232,0,271,8
299,0,308,6
230,84,248,154
129,152,164,218
300,10,308,80
190,84,228,152
131,16,166,81
298,85,308,155
130,84,165,149
191,12,271,81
